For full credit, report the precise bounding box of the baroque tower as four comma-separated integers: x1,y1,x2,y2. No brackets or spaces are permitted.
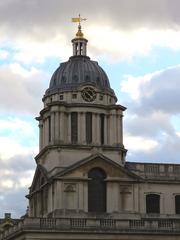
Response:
27,20,127,217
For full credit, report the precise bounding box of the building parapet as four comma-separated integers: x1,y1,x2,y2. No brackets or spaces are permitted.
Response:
1,216,180,239
126,162,180,180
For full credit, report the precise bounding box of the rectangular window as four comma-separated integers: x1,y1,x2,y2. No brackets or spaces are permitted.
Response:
146,194,160,214
100,114,105,145
72,93,77,99
86,112,92,144
175,195,180,214
71,112,78,143
60,95,64,100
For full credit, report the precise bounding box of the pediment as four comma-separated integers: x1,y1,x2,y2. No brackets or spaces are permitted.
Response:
54,154,141,182
30,164,48,193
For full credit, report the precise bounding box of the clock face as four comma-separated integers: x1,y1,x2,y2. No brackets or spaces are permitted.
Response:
81,87,96,102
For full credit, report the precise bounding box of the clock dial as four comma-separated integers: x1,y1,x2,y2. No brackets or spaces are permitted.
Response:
81,87,96,102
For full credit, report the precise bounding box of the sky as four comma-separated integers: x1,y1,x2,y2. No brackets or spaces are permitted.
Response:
1,0,180,218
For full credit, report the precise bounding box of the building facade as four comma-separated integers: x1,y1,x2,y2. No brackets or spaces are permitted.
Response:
1,23,180,240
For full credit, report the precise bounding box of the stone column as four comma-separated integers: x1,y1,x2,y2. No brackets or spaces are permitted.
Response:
39,121,43,150
51,112,55,144
78,182,84,211
120,114,123,144
54,111,59,143
117,114,121,144
67,113,71,143
109,113,114,145
44,118,49,146
107,181,119,213
113,112,117,145
80,112,86,144
92,113,97,144
78,112,81,144
60,112,64,143
96,113,100,145
78,42,81,55
104,114,108,145
84,182,88,212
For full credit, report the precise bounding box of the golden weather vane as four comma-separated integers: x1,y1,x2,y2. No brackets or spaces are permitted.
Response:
71,14,87,38
71,14,87,25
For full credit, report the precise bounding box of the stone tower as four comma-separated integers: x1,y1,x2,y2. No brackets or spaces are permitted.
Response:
27,22,127,217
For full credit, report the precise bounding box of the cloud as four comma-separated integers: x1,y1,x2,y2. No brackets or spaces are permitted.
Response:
0,154,36,218
0,187,29,218
0,63,49,115
124,134,159,152
1,0,180,62
0,116,38,159
122,65,180,114
121,64,180,163
0,50,9,59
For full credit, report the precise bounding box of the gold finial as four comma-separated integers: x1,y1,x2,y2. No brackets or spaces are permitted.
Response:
71,14,87,38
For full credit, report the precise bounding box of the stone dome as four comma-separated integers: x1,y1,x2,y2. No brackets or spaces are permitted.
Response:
45,55,114,96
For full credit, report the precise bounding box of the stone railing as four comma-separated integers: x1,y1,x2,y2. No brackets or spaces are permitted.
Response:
1,217,180,239
126,162,180,179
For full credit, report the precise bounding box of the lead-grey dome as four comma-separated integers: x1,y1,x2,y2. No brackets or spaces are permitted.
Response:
45,56,115,96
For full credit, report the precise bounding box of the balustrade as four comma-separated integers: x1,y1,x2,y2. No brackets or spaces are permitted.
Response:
1,217,180,239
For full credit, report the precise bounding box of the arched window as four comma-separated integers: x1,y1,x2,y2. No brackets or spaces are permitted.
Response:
175,195,180,214
88,168,106,212
146,194,160,214
86,112,92,144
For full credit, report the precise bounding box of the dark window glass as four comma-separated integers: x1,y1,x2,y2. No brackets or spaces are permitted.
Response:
48,116,51,142
96,77,101,86
61,76,66,83
99,95,103,101
146,194,160,214
75,43,78,55
71,112,78,143
72,75,78,83
86,112,92,144
175,195,180,214
60,95,63,100
85,75,90,82
88,168,106,212
100,114,105,145
72,93,77,99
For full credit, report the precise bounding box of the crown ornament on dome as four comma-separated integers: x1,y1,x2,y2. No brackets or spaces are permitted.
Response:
72,14,87,39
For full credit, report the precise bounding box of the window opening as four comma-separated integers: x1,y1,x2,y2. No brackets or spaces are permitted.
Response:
146,194,160,214
71,112,78,143
60,95,64,100
100,114,105,144
88,168,106,212
175,195,180,214
86,112,92,144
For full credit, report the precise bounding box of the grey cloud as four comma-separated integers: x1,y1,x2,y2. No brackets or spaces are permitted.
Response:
0,64,49,115
123,65,180,163
124,112,174,138
136,66,180,115
0,154,35,217
0,0,180,41
127,134,180,163
0,187,28,218
0,154,36,172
